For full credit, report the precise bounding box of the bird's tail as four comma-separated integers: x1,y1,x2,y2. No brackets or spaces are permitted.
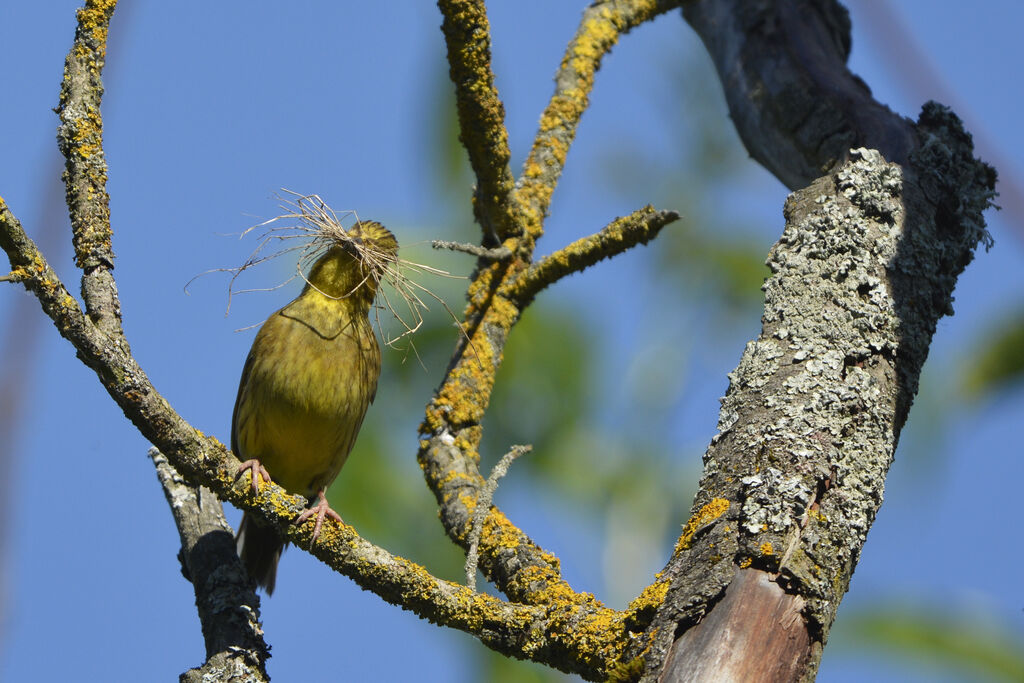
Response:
236,512,285,595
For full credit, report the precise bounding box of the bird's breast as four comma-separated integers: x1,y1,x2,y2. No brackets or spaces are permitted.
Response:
233,301,381,496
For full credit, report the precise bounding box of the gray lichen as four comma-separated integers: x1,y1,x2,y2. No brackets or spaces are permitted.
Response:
713,148,904,592
643,107,996,674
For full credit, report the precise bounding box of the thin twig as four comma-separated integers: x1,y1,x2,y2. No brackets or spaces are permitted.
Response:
514,0,684,236
464,444,532,590
512,207,679,307
432,240,513,261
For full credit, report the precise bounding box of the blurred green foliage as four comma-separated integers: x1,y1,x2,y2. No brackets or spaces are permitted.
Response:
835,605,1024,682
329,14,1024,683
961,309,1024,400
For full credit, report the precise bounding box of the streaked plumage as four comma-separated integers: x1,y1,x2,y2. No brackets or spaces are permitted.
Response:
233,221,397,594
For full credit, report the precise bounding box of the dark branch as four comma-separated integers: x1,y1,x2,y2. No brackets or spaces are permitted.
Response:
683,0,917,190
150,448,270,682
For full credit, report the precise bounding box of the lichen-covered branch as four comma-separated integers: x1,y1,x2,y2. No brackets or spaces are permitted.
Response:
5,2,713,679
2,197,643,677
5,189,658,678
56,0,123,337
150,448,270,683
419,1,680,619
634,119,995,680
432,240,512,261
437,0,518,243
515,0,682,238
0,198,100,359
418,204,671,619
511,207,679,307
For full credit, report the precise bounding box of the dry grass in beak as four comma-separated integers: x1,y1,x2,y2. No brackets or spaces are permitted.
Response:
190,190,465,348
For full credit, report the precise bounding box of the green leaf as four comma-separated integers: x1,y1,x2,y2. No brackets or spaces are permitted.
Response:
961,310,1024,399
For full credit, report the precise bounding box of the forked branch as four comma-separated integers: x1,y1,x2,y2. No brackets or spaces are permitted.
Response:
420,3,682,634
0,1,691,680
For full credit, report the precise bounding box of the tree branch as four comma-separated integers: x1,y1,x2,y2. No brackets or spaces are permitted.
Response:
0,199,101,359
515,0,683,238
464,444,531,590
682,0,917,190
637,132,995,680
10,181,673,677
607,4,1001,678
2,194,636,676
432,239,512,261
56,0,124,337
660,569,810,681
418,2,681,623
437,0,518,244
511,207,679,307
150,448,270,682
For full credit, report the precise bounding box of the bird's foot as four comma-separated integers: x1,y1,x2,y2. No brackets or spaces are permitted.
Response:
294,489,343,543
236,459,272,494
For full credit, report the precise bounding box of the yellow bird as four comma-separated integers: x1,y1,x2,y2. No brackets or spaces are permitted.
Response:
232,219,398,594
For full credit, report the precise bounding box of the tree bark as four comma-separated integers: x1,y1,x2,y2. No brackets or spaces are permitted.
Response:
0,3,997,680
149,449,270,682
626,3,997,680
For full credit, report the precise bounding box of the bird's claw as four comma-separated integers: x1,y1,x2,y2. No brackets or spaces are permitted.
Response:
294,489,343,543
236,459,272,494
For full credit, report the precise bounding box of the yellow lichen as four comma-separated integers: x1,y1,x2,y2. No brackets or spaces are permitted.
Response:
480,514,524,551
673,498,730,555
627,578,669,614
458,493,477,512
760,542,774,556
5,266,30,282
438,469,472,487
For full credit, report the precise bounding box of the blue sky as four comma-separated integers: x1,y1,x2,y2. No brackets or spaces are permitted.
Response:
1,2,1022,681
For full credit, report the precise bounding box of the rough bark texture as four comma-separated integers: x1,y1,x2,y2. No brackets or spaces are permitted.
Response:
1,2,998,680
632,118,994,681
682,0,918,192
150,449,270,682
609,2,1000,680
